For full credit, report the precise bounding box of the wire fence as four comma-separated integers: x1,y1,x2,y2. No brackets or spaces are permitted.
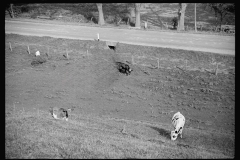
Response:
6,40,161,69
6,40,232,75
6,41,85,56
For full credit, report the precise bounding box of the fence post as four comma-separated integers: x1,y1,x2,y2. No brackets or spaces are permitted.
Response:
9,42,12,51
66,49,69,59
144,21,148,29
22,107,25,114
27,46,30,54
185,59,188,70
157,58,159,69
13,103,15,113
215,63,219,76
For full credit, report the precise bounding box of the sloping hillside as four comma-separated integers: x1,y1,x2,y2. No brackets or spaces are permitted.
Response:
6,34,235,158
6,106,234,159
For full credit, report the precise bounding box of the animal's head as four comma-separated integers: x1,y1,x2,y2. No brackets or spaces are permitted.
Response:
171,130,178,141
126,68,133,76
67,108,74,112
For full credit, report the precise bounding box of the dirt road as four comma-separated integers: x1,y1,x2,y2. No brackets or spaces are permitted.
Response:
5,19,235,55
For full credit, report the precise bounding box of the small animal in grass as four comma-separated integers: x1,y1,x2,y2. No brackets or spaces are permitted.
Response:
171,111,185,141
50,107,74,121
116,62,133,76
35,51,40,56
108,45,116,51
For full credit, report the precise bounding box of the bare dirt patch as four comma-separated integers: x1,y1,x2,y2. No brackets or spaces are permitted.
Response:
5,33,235,158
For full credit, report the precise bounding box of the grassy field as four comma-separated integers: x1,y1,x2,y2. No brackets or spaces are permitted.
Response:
6,106,233,159
5,33,235,158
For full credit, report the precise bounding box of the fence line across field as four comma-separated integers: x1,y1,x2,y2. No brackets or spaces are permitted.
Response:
7,41,76,53
8,41,224,73
7,40,220,72
6,41,161,69
6,41,89,57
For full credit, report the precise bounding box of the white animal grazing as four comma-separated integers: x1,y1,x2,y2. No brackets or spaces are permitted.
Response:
35,51,40,56
171,111,185,141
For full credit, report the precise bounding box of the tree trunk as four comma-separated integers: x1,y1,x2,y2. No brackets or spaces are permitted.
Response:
194,3,197,32
178,3,187,31
10,4,14,18
220,13,223,27
129,7,135,24
96,3,105,25
135,3,141,28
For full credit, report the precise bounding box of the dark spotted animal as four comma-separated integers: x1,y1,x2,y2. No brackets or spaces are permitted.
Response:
50,107,74,121
115,62,132,76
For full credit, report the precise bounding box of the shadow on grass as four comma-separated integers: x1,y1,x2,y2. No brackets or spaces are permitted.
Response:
148,126,171,139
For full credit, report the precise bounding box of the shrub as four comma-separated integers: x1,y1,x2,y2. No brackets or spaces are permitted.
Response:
20,6,30,13
172,17,178,29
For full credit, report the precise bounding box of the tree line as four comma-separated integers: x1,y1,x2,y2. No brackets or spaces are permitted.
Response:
6,3,235,31
93,3,235,30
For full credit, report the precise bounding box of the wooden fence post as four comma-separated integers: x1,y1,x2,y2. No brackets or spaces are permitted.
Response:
66,49,69,59
13,103,15,113
97,33,100,41
185,59,188,70
9,42,12,51
215,63,219,76
27,46,30,54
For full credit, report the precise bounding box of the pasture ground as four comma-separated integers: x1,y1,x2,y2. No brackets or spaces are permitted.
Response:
5,34,235,158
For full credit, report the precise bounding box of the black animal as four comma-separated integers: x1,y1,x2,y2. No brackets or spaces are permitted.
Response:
115,62,132,76
108,45,116,51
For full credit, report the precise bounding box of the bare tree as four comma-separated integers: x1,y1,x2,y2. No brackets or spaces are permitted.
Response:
10,4,15,18
123,3,135,26
6,3,15,18
129,7,135,24
195,3,197,32
205,3,235,26
135,3,141,28
177,3,187,31
96,3,105,25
